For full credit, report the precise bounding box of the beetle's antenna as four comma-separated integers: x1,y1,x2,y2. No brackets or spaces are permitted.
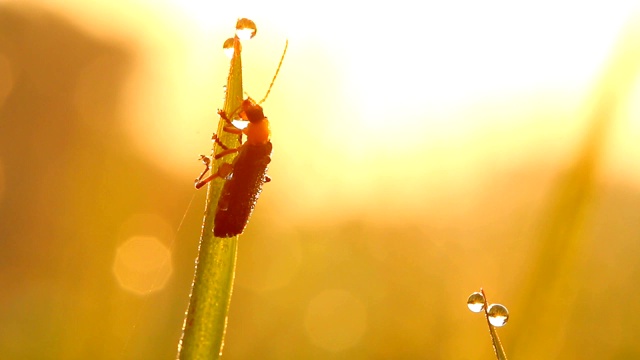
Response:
258,39,288,105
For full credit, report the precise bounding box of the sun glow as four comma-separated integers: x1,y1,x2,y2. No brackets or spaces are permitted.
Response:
39,0,640,220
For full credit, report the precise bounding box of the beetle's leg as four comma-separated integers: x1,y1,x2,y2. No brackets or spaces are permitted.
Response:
195,162,233,189
195,109,243,189
213,147,239,160
194,155,212,188
218,109,243,144
194,145,240,189
217,109,234,125
212,134,234,151
223,126,243,145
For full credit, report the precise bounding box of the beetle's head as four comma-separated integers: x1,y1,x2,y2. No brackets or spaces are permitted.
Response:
240,98,265,123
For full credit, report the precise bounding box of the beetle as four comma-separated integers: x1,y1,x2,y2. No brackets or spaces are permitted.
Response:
194,40,287,237
194,99,272,237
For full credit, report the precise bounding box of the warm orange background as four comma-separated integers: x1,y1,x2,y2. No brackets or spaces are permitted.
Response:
1,1,640,359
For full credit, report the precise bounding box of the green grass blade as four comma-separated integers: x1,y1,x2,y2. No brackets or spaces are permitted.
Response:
488,323,508,360
480,289,508,360
177,37,244,360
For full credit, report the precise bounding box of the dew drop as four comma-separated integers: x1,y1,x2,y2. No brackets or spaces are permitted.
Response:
222,38,236,58
231,120,249,129
467,292,485,313
487,304,509,327
221,85,228,100
236,18,257,40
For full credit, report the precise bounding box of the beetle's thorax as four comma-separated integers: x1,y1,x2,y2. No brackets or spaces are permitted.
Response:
243,118,270,145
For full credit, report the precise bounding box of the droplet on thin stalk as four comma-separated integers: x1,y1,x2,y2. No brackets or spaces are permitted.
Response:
467,292,485,313
236,18,257,40
222,38,236,58
487,304,509,327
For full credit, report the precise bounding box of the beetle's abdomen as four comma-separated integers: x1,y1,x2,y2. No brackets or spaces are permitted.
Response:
214,141,273,237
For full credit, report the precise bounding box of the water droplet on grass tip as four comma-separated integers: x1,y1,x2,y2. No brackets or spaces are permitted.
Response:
236,18,257,40
467,292,485,312
223,38,236,58
487,304,509,327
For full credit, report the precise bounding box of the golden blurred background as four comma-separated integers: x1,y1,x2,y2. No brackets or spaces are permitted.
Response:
1,0,640,359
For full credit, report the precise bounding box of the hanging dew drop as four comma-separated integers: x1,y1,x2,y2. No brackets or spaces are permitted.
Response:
467,292,485,313
222,38,235,58
236,18,257,40
487,304,509,327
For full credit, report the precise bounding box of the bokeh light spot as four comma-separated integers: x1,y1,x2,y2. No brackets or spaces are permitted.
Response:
304,289,367,352
113,235,172,295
